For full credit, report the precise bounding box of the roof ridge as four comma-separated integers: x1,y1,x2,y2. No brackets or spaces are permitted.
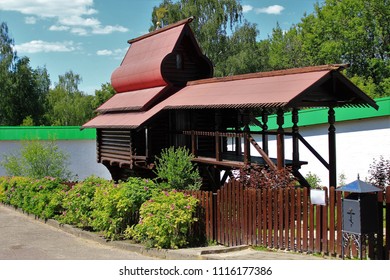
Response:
128,16,194,44
187,64,348,86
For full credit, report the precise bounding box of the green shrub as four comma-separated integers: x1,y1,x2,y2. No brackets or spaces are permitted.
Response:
1,140,74,181
154,146,202,190
125,190,198,249
0,176,68,219
91,178,158,240
58,176,107,228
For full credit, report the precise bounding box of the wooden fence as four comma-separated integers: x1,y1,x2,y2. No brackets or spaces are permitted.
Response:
189,181,390,259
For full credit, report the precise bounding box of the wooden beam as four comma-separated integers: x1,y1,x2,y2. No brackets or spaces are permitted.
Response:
277,109,285,169
328,107,337,187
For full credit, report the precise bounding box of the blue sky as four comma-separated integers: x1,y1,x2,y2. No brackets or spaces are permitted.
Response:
0,0,322,94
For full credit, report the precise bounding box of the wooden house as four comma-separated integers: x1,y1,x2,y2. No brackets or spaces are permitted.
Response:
83,17,378,191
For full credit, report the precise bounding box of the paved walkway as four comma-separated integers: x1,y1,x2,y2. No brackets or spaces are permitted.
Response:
0,204,328,260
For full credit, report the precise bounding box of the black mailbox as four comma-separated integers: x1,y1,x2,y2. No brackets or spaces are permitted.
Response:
342,193,378,234
336,178,383,259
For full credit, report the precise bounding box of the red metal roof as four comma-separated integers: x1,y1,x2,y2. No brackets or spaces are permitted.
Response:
83,65,377,129
163,70,331,109
96,86,166,113
83,103,165,129
111,20,190,93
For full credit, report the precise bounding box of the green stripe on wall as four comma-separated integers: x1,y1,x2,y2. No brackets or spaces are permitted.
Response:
0,126,96,140
252,97,390,131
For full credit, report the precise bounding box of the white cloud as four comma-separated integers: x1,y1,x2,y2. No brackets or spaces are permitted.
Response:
96,49,113,56
92,25,129,35
0,0,128,35
255,5,285,15
14,40,78,53
242,5,253,13
49,25,70,31
24,16,37,24
97,48,126,57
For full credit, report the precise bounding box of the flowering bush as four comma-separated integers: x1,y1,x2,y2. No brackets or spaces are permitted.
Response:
0,176,68,219
91,178,159,240
57,176,108,228
125,190,199,249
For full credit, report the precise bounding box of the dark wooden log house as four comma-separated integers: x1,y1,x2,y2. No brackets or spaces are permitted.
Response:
83,17,378,191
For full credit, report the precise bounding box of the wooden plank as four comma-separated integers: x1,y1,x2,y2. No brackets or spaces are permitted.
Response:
275,188,280,248
243,184,248,245
240,183,245,246
217,188,221,244
284,188,290,250
329,187,336,256
257,189,262,246
231,183,236,247
252,189,257,245
303,188,308,252
309,202,315,252
336,190,342,257
267,188,273,247
290,187,296,251
315,205,321,253
296,188,302,252
322,187,328,255
261,188,267,247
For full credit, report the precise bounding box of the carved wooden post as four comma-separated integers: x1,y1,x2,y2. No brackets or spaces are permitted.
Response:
328,107,337,187
191,130,197,157
277,109,285,170
292,108,300,171
243,112,251,164
262,110,269,155
215,111,222,161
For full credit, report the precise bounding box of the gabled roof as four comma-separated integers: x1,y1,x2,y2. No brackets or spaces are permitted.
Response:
83,64,378,129
163,64,378,110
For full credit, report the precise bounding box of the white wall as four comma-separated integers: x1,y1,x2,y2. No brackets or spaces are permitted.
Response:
0,140,111,180
250,116,390,187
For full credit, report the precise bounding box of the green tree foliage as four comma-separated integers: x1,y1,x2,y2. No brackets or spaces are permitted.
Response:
45,71,95,126
265,0,389,98
1,140,74,181
0,22,50,125
154,146,202,190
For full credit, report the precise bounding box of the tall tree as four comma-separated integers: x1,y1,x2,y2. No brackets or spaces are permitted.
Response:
296,0,389,97
0,22,50,125
46,71,94,126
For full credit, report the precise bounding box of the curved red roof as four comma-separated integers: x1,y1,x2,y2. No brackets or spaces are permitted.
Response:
111,23,186,93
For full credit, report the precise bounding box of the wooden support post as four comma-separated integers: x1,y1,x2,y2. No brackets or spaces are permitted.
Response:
277,109,285,170
145,127,149,159
215,111,222,161
292,108,300,170
191,130,197,157
215,132,222,161
262,110,269,155
328,108,337,187
243,112,251,164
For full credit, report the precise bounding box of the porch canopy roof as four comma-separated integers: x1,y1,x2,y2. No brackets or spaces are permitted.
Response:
82,64,378,129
